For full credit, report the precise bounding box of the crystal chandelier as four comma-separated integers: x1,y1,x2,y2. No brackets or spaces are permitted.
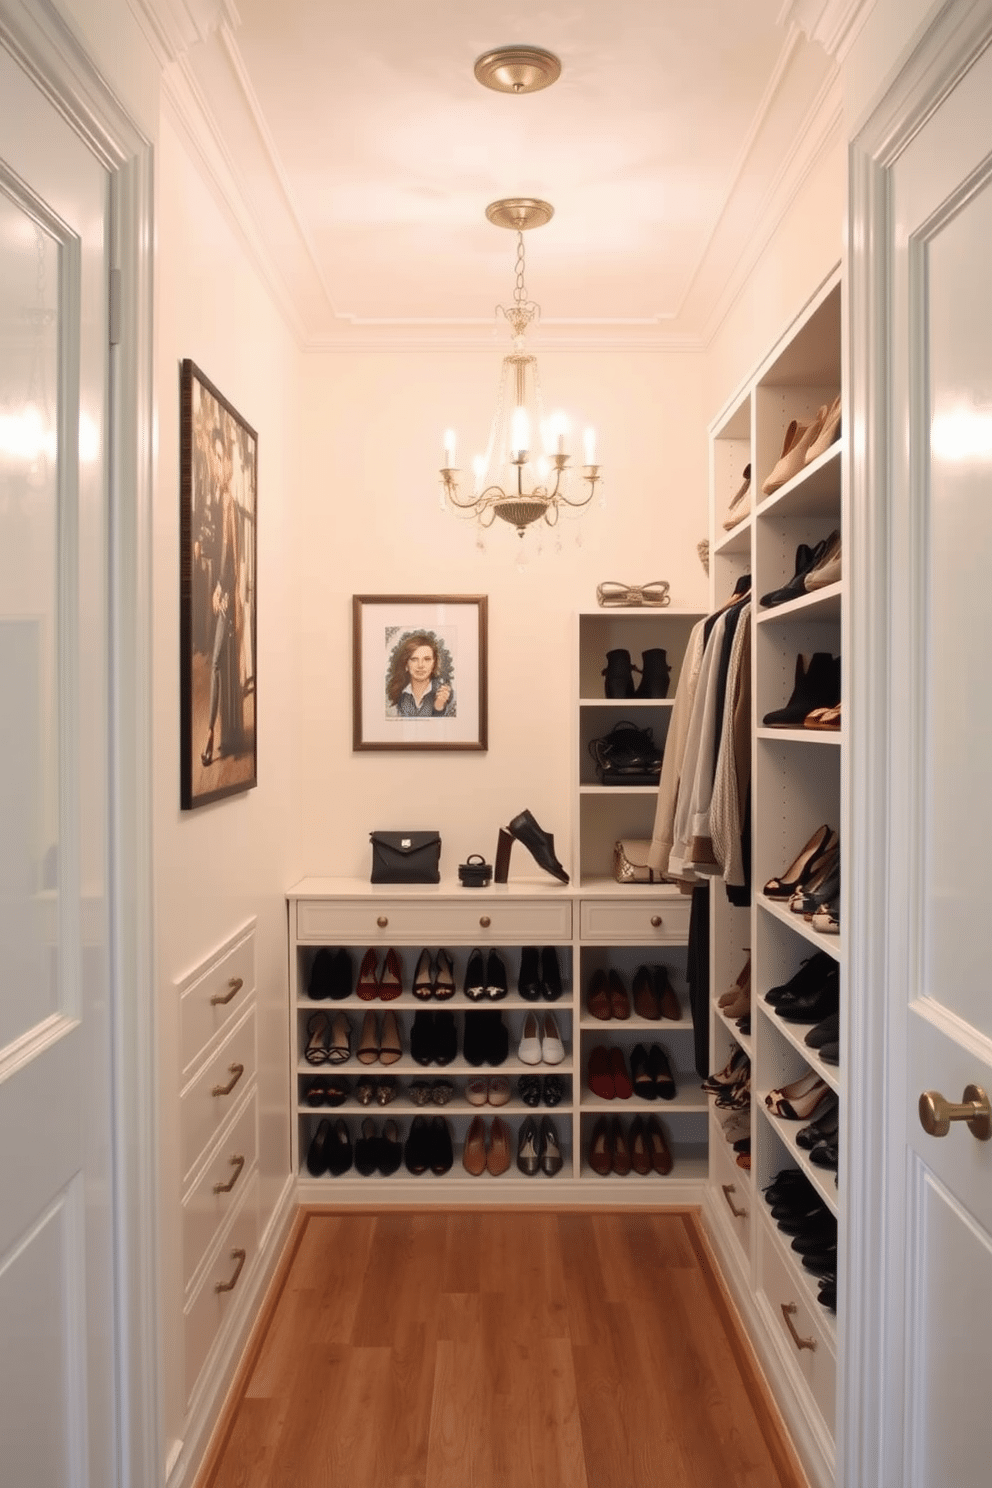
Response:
440,198,601,539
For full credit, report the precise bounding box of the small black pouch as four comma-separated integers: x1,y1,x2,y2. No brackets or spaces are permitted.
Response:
458,853,492,888
369,830,441,885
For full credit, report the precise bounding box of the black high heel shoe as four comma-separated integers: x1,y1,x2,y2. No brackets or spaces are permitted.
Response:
762,824,836,900
494,809,569,885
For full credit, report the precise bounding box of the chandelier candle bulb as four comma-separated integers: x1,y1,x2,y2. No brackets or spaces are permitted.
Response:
584,427,597,465
443,430,456,467
511,405,530,458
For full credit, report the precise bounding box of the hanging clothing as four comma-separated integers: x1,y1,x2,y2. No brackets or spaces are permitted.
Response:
649,582,751,899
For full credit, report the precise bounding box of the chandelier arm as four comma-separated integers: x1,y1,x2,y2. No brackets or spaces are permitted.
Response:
557,471,601,510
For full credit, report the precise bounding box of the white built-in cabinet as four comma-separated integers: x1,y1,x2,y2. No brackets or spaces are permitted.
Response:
175,922,261,1411
703,271,844,1488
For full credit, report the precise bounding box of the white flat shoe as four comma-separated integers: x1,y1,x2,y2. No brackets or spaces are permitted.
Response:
466,1078,489,1107
518,1012,542,1065
541,1013,565,1065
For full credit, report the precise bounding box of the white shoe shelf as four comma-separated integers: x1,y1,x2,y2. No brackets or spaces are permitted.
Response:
702,269,844,1488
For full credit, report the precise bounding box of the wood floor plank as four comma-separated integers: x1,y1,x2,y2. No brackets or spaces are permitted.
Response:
196,1210,810,1488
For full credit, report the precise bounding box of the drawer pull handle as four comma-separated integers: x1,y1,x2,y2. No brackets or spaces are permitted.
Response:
210,976,243,1006
214,1248,246,1294
650,915,663,928
781,1301,816,1352
212,1063,244,1098
377,916,388,929
212,1154,246,1194
721,1183,747,1219
480,915,491,929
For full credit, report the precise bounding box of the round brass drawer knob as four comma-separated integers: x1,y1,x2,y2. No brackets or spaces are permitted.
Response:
650,915,663,928
480,915,491,929
376,916,388,929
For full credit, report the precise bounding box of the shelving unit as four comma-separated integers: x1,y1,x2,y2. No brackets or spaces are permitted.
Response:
575,609,704,888
704,270,843,1488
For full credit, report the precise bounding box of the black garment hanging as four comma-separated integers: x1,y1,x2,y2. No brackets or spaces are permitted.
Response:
687,882,711,1079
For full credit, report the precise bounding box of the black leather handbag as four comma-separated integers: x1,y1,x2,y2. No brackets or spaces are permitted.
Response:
369,830,441,884
588,720,663,786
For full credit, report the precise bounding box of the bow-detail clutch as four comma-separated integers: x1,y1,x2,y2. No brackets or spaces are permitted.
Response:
596,580,671,609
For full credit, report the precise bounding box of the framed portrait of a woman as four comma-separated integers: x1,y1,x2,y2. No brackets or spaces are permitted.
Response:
353,595,488,751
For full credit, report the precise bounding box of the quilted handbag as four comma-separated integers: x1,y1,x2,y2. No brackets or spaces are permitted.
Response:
588,720,663,786
612,839,663,884
369,830,441,884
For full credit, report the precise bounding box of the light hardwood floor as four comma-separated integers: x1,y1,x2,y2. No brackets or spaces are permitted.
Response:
197,1207,808,1488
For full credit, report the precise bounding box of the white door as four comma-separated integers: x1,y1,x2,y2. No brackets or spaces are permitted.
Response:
0,42,118,1488
884,35,992,1488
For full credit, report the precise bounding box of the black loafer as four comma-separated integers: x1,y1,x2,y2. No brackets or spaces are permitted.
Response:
518,946,542,1001
541,947,564,1001
428,1115,453,1175
404,1115,430,1175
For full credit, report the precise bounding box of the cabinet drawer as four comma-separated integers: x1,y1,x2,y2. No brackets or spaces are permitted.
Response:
758,1216,836,1431
579,897,690,942
295,897,572,944
183,1170,259,1407
180,1007,256,1183
179,923,255,1080
182,1089,258,1294
710,1129,752,1260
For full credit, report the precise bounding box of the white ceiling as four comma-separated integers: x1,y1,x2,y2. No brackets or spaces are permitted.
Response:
156,0,842,347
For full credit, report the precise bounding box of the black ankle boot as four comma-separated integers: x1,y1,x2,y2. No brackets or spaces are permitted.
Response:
634,648,671,698
602,648,637,698
762,652,839,728
495,809,569,885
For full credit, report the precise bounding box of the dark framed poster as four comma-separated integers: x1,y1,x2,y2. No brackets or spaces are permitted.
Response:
180,359,257,809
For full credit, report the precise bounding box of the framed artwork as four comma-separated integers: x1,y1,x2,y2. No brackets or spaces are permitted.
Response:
180,359,258,809
353,594,488,751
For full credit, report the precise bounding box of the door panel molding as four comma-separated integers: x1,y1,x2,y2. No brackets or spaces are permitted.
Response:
0,3,157,1485
848,4,992,1487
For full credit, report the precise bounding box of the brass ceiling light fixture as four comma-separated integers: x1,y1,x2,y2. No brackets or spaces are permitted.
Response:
440,48,601,541
473,45,561,95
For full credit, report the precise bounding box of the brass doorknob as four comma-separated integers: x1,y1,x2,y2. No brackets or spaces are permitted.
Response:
919,1084,992,1141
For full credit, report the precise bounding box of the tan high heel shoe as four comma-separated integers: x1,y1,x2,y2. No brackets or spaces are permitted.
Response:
804,393,841,465
762,407,828,495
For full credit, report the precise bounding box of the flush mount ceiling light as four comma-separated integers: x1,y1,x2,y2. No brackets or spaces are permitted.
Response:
440,199,600,539
473,45,561,95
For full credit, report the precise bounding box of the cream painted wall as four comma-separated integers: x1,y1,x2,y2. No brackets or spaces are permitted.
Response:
292,347,709,878
153,110,298,1446
705,130,847,420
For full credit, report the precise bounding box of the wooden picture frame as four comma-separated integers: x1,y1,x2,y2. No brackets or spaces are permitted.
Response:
180,360,258,809
353,594,488,751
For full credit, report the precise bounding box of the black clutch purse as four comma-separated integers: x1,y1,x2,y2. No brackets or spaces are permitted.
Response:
369,830,441,885
458,853,492,888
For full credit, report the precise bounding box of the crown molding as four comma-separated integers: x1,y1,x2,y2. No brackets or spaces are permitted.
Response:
778,0,877,60
160,54,311,343
126,0,239,66
700,71,844,347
